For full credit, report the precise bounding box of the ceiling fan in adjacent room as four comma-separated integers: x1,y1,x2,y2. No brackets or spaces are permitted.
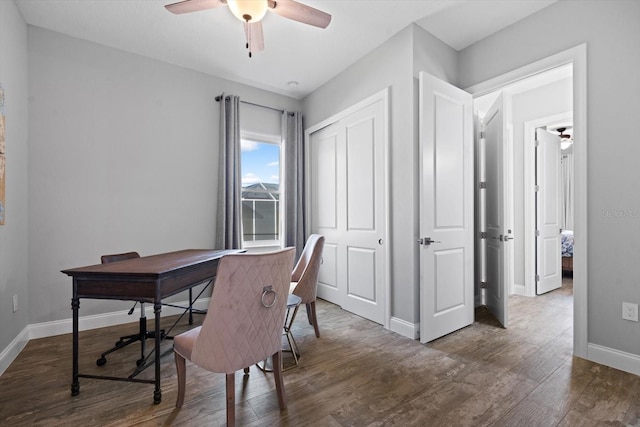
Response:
554,126,574,150
556,127,571,140
164,0,332,57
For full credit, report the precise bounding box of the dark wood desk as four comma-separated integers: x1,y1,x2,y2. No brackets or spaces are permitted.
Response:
62,249,242,404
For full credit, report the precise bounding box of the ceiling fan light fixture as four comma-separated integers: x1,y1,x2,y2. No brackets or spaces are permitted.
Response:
228,0,268,23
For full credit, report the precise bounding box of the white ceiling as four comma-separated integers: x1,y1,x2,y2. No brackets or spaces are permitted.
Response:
15,0,558,99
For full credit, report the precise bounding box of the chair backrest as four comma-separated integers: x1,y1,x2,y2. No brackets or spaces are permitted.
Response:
101,251,140,264
191,248,295,374
291,234,325,304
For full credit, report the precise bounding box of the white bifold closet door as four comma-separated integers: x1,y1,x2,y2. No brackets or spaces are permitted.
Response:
307,94,388,325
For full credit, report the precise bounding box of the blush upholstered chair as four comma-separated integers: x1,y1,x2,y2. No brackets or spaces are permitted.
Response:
173,248,295,427
290,234,325,338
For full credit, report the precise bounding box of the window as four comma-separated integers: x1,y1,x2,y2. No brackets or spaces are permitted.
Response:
240,131,282,247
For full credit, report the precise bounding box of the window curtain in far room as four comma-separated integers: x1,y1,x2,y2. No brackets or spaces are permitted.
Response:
215,94,243,250
561,146,574,231
283,111,305,259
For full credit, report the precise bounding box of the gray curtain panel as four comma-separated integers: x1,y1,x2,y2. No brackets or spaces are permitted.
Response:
283,111,305,259
215,94,243,250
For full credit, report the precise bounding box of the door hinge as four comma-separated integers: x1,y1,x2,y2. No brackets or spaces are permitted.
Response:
535,274,540,282
535,139,540,147
480,131,486,139
479,182,487,189
534,185,540,192
479,232,487,239
536,230,540,237
480,281,488,289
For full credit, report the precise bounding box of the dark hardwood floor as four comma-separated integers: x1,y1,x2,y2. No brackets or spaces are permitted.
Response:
2,276,639,426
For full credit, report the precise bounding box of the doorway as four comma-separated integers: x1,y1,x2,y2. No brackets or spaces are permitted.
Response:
475,68,572,296
466,44,588,358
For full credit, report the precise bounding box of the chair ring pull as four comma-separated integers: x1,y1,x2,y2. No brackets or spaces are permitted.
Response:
261,285,277,308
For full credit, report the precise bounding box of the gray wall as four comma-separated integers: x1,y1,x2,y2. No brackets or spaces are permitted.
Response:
27,27,300,324
459,0,640,355
0,1,30,354
302,24,458,325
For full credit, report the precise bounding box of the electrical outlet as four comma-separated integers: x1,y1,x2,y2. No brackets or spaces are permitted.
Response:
12,294,18,313
622,302,638,322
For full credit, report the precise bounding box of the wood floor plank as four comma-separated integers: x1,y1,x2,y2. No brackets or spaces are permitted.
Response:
434,371,539,427
559,363,640,425
525,356,596,417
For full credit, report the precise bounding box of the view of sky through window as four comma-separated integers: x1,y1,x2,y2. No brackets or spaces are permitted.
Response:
241,139,280,186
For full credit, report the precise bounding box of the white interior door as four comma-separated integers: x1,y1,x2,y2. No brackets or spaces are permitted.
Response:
536,128,562,294
419,72,474,343
309,123,341,304
307,95,387,325
482,93,511,328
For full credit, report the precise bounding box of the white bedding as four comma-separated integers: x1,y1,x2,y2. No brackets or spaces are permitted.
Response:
561,230,574,257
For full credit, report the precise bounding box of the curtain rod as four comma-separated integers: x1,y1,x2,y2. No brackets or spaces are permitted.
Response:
215,95,293,115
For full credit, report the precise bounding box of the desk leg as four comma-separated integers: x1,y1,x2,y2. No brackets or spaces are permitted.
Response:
188,288,193,325
153,302,162,404
71,291,80,396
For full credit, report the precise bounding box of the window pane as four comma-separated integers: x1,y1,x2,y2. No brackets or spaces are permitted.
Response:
254,200,279,240
241,139,280,243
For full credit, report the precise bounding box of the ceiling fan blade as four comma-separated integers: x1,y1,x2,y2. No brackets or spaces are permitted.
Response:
244,22,265,57
164,0,226,15
267,0,331,29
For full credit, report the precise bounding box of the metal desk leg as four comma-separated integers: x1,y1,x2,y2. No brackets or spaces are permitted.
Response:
188,288,194,325
153,302,162,404
71,285,80,396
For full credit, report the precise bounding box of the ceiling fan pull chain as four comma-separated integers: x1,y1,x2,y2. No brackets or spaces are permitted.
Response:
246,18,252,58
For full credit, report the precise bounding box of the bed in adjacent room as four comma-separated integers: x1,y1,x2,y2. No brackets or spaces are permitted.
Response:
561,229,574,273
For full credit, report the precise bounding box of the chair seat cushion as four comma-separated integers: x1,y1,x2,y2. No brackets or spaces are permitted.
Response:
287,293,302,308
289,282,298,294
174,326,201,361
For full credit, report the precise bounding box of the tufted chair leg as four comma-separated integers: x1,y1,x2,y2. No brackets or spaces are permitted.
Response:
226,373,235,426
175,352,186,408
272,351,287,410
306,302,320,338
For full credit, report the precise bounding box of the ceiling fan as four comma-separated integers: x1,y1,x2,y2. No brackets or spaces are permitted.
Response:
556,127,572,140
164,0,332,57
555,127,574,149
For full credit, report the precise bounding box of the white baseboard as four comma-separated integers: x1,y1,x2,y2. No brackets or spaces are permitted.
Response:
0,326,30,376
587,343,640,377
0,297,210,376
512,283,527,296
389,316,419,340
